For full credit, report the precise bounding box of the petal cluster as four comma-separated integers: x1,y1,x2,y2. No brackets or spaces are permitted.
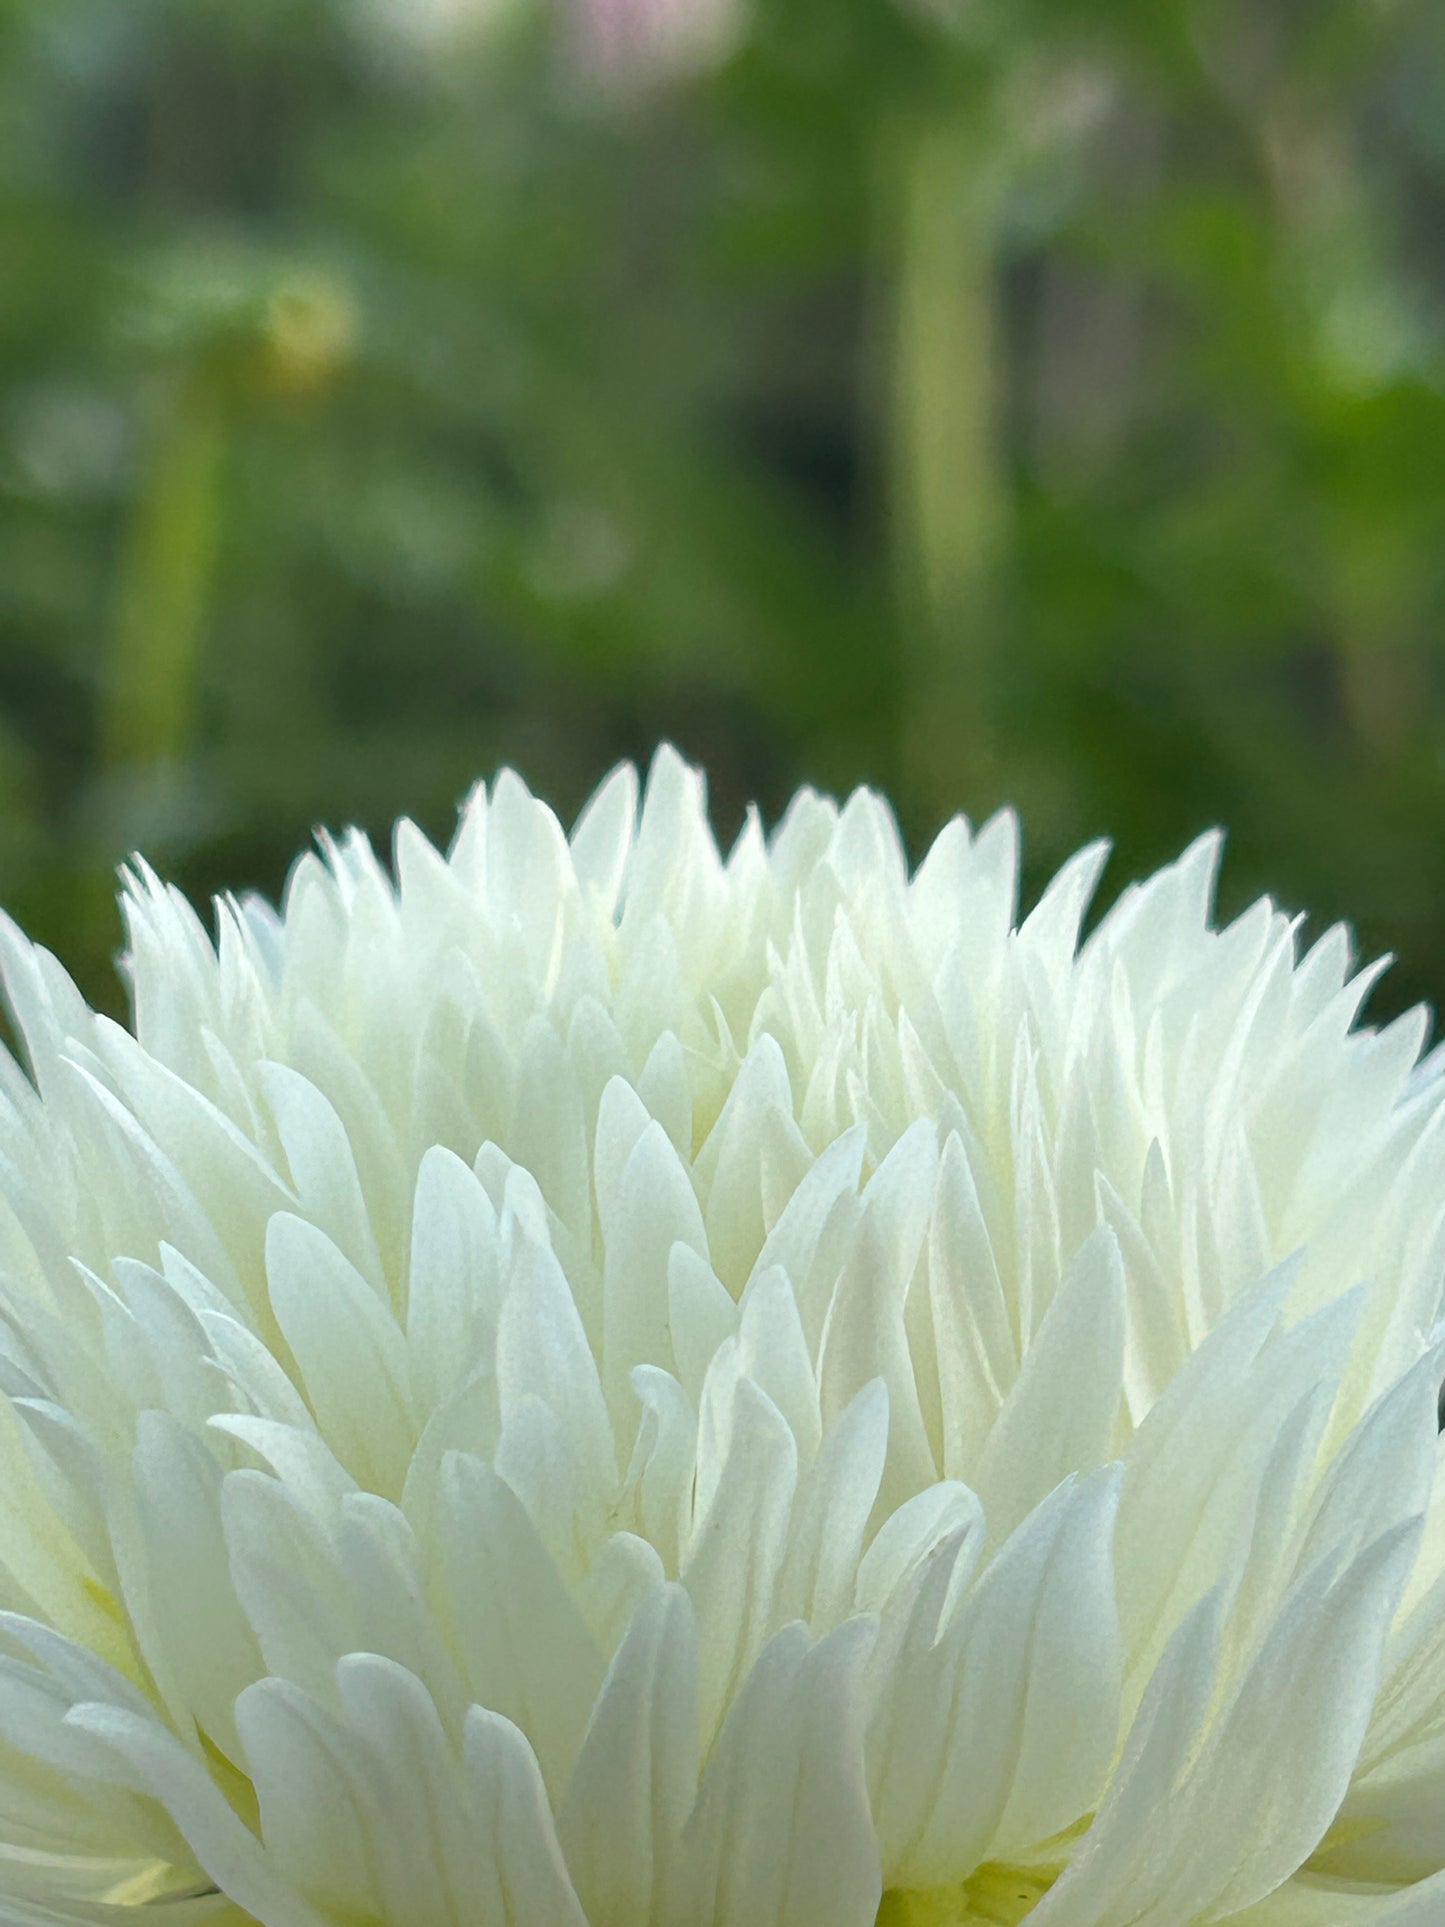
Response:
0,749,1443,1926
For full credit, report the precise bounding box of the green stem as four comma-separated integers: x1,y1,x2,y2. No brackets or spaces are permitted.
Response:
104,374,226,775
884,106,1007,819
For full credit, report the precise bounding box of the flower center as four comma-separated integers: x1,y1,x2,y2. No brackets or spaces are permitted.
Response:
102,1865,224,1908
878,1865,1054,1926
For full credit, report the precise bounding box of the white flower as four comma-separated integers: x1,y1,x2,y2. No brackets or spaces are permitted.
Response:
0,747,1444,1927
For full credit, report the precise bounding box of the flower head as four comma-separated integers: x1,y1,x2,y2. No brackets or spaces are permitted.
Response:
1,747,1444,1926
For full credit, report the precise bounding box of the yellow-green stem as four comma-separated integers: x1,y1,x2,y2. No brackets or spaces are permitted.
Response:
885,107,1007,819
104,375,225,775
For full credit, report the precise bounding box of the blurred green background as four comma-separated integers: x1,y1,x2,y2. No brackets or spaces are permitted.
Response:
2,0,1444,1018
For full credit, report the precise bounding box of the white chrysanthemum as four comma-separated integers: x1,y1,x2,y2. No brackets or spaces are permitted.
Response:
2,748,1445,1927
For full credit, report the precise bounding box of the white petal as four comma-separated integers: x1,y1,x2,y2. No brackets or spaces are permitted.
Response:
601,1119,707,1418
684,1376,797,1746
972,1224,1126,1547
892,1466,1123,1885
405,1145,501,1414
265,1213,414,1495
461,1707,590,1927
570,763,640,919
64,1700,325,1927
438,1452,603,1796
666,1619,881,1927
559,1581,697,1926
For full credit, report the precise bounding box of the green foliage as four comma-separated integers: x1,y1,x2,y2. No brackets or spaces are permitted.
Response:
1,0,1444,1017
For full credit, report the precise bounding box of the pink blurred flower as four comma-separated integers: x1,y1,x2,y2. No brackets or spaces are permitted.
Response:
567,0,744,88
